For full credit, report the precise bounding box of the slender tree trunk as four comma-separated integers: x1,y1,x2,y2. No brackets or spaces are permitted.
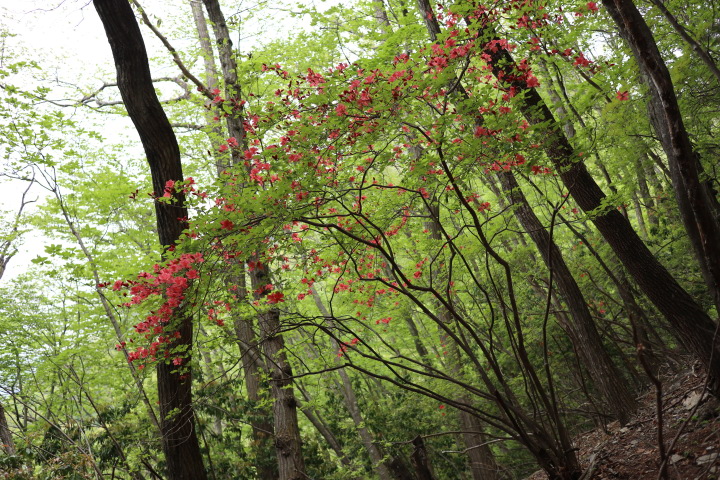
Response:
372,0,392,35
410,436,436,480
201,0,245,163
251,262,306,480
635,155,659,231
92,1,206,478
189,0,225,165
258,308,306,480
187,4,279,477
235,309,279,480
603,0,720,313
648,0,720,85
295,384,355,470
54,191,162,433
631,192,649,241
0,402,15,456
198,2,304,476
498,171,637,423
311,287,406,480
424,207,502,480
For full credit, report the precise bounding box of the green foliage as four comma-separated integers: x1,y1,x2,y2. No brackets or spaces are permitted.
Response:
0,0,718,478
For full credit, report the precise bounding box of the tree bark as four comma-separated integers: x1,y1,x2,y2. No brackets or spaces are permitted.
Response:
92,1,206,478
201,1,305,476
498,171,637,424
252,263,306,480
602,0,720,313
410,436,436,480
235,310,279,480
472,17,720,394
188,4,279,477
0,402,16,456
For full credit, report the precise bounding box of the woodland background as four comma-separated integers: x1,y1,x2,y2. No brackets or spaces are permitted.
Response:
0,0,719,479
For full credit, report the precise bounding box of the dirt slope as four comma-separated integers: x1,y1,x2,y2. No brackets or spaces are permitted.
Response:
527,366,720,479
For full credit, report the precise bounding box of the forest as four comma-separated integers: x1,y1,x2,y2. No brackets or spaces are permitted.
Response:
0,0,719,479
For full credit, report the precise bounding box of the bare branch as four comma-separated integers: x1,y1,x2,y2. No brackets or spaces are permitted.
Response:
129,0,213,100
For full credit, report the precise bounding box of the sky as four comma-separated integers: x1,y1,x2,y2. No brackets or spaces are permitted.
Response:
0,1,113,280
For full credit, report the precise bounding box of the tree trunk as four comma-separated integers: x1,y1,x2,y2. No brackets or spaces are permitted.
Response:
473,18,720,394
252,262,306,480
201,0,305,470
188,3,279,477
498,170,637,424
648,0,720,86
603,0,720,313
311,286,406,480
635,155,658,232
235,312,279,480
258,309,306,480
0,402,16,456
423,205,503,480
410,436,436,480
92,1,206,478
295,385,355,470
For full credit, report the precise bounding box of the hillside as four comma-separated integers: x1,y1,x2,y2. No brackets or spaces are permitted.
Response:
528,366,720,480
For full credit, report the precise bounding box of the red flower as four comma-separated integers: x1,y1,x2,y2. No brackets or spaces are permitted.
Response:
616,90,629,101
220,219,234,230
267,292,285,304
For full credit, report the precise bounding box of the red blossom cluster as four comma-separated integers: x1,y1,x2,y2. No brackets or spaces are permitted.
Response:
110,252,204,365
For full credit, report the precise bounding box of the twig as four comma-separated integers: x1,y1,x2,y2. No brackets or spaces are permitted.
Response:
637,343,667,480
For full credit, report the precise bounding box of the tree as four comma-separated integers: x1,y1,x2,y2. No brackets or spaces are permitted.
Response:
2,0,720,478
92,0,206,478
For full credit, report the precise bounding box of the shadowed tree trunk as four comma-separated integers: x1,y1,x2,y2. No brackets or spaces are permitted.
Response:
92,1,206,478
0,402,15,456
454,8,720,394
497,171,637,424
201,1,306,477
411,436,436,480
602,0,720,314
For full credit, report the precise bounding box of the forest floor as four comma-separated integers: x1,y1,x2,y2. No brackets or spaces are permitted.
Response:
526,364,720,480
